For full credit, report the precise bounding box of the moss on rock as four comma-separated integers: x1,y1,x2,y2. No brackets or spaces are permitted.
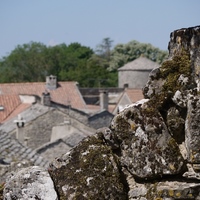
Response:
49,135,128,200
0,183,4,200
145,48,192,112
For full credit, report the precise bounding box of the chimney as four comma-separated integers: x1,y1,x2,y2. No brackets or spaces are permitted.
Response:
14,115,26,144
46,75,57,90
42,91,51,106
99,90,108,111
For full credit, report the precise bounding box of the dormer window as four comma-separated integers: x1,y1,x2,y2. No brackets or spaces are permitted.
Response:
0,106,4,111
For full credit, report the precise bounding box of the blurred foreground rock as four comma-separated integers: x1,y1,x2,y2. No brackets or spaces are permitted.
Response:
3,166,58,200
3,25,200,199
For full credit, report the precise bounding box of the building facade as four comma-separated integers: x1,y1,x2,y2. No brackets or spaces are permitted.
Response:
118,57,159,89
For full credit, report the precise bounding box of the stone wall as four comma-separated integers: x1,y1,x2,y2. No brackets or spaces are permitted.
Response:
118,70,151,88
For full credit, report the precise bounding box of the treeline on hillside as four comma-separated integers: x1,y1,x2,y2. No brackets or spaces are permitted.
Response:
0,38,168,87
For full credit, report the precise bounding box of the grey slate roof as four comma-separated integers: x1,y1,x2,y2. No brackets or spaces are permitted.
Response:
0,131,49,167
0,103,90,134
89,110,114,129
118,57,159,71
35,132,87,162
0,104,50,133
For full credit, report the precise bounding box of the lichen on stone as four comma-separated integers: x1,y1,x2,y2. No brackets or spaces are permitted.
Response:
49,135,128,199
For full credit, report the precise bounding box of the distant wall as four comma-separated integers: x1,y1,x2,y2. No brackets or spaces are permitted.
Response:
118,70,151,89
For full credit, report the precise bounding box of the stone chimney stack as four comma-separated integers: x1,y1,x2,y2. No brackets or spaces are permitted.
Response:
46,75,57,90
14,115,26,144
42,91,51,106
99,90,108,111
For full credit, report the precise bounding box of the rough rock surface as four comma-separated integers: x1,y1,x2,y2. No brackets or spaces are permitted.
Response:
3,166,58,200
3,25,200,199
110,99,184,180
49,133,128,199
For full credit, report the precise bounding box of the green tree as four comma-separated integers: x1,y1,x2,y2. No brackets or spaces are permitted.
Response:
109,40,168,71
95,37,114,62
0,42,48,82
0,42,94,83
58,43,94,81
0,39,167,88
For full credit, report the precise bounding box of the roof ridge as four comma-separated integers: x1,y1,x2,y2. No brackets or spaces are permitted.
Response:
1,102,31,123
0,81,78,85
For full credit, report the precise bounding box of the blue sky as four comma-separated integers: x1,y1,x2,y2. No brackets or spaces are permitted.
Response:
0,0,200,59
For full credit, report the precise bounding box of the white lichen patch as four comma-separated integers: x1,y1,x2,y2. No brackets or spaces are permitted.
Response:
82,150,90,156
135,127,148,143
75,169,82,173
86,177,94,186
143,165,152,173
121,99,149,112
88,145,97,149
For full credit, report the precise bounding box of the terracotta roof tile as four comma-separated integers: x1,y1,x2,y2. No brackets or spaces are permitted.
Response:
125,88,144,103
2,103,31,123
0,95,21,123
0,81,86,110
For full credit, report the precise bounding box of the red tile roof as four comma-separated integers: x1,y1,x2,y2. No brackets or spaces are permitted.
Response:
111,88,144,114
125,88,144,103
0,82,86,110
2,103,31,123
0,95,21,122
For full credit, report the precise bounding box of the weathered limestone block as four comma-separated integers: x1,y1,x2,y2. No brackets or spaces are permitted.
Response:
166,107,185,143
143,67,164,99
3,166,58,200
0,160,33,184
128,180,200,199
124,167,200,200
148,181,200,199
49,134,128,200
185,96,200,165
110,99,185,180
183,163,200,180
144,47,193,104
144,26,200,170
168,26,200,93
168,26,200,64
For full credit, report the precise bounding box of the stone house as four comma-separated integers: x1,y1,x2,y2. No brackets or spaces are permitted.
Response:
0,98,113,181
118,56,159,89
0,94,114,153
